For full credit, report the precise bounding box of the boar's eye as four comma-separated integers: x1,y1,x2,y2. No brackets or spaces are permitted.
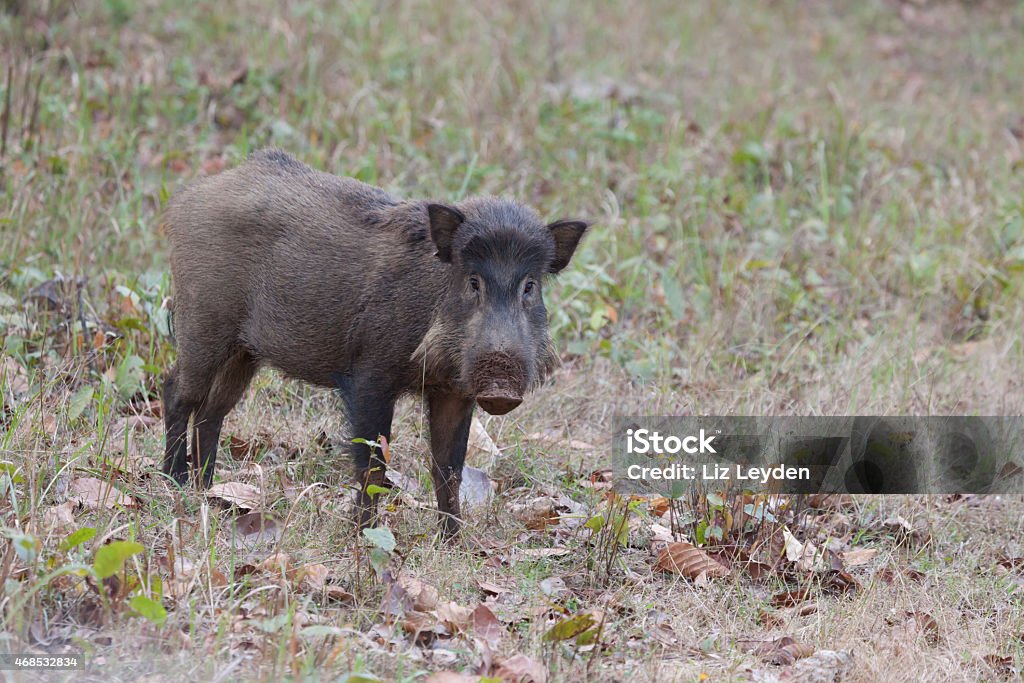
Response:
522,279,537,306
469,275,481,294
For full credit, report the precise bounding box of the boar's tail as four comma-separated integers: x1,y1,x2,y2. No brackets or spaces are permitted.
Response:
164,297,176,345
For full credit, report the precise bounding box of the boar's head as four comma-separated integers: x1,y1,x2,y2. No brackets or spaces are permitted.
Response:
414,198,587,415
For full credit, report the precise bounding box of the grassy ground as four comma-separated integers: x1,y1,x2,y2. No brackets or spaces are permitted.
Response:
2,0,1024,681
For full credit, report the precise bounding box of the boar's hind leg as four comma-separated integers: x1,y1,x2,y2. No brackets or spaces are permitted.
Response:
191,349,257,487
427,393,474,538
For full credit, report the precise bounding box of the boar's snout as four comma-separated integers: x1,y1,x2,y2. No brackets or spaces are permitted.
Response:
471,353,526,416
473,389,520,417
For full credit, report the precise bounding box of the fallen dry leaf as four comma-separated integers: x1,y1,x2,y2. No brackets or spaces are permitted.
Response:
820,567,860,594
425,671,479,683
782,528,828,572
997,553,1024,572
436,601,474,633
471,603,504,646
841,547,879,567
161,556,200,599
749,649,852,683
385,468,422,493
790,649,852,678
743,559,775,581
483,555,508,569
232,563,259,580
875,565,926,584
524,429,560,445
755,636,815,665
494,653,547,683
881,515,927,545
227,434,256,460
544,611,600,642
207,482,261,510
299,564,329,591
460,465,493,506
770,587,815,608
892,610,942,646
579,468,614,490
228,431,301,461
511,497,560,530
402,609,446,644
477,579,511,596
519,548,570,559
647,496,671,517
539,576,569,599
381,579,413,618
468,417,501,467
42,501,76,532
649,522,675,545
257,553,299,582
1,357,30,399
748,524,788,572
758,609,786,630
210,567,229,587
981,653,1016,678
651,621,678,646
398,574,440,612
232,511,281,542
70,476,138,510
654,542,729,579
299,565,354,602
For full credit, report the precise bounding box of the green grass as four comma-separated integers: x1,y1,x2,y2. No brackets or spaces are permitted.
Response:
2,0,1024,681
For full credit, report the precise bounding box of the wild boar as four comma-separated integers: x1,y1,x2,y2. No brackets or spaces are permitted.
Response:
162,149,587,536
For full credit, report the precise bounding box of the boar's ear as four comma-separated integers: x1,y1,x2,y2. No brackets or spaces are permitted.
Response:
546,219,589,273
427,203,467,263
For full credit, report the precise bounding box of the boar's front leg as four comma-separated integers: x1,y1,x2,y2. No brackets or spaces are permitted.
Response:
345,387,395,530
162,366,192,485
427,392,474,538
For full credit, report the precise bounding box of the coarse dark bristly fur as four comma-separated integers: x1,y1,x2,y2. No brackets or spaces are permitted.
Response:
161,149,588,536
